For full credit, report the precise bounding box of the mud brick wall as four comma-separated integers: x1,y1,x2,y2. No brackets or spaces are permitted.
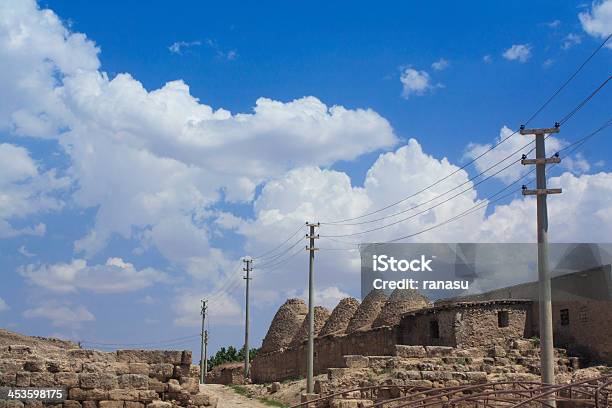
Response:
0,346,216,408
251,326,399,383
400,303,530,348
529,300,612,364
455,304,528,348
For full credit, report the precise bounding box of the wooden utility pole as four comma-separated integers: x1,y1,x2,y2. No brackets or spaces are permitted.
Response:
243,258,252,379
520,124,562,401
305,222,319,394
199,299,208,384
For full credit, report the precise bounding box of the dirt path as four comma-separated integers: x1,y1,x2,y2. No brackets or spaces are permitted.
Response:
199,384,275,408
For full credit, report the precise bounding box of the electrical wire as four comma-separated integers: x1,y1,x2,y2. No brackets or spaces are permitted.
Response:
319,116,612,250
322,138,537,227
250,223,303,260
320,34,611,226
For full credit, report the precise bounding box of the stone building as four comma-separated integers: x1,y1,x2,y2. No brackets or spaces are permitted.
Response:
399,300,531,348
259,298,307,354
251,291,532,382
446,264,612,364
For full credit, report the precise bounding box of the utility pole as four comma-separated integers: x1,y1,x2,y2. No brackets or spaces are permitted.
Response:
243,258,252,379
199,299,208,384
305,222,319,394
520,124,562,398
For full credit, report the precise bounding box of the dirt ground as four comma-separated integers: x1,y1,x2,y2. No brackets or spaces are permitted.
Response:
199,384,279,408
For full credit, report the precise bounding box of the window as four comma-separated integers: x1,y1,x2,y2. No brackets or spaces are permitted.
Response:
498,311,509,328
560,309,570,326
429,320,440,339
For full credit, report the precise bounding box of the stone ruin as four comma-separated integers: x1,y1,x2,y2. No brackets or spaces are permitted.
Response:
344,289,388,333
318,298,360,337
259,298,307,354
372,289,432,328
0,330,218,408
290,306,331,347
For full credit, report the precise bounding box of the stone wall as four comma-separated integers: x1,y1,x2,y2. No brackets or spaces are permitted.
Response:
0,345,217,408
251,326,398,383
529,300,612,364
400,301,530,348
205,363,244,386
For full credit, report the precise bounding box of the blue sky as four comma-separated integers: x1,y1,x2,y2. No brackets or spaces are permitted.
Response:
0,0,611,359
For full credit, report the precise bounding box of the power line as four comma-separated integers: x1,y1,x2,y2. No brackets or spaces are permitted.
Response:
251,236,304,268
80,334,200,347
250,223,303,260
524,33,612,125
320,36,611,226
322,138,537,227
558,75,611,125
320,155,528,238
318,117,612,249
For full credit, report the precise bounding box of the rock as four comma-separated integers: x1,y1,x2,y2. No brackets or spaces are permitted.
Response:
167,379,181,393
268,381,281,393
146,403,172,408
108,389,140,401
489,346,507,358
118,374,148,390
425,346,453,357
343,355,369,369
190,393,218,406
395,345,426,358
179,377,199,394
99,402,123,408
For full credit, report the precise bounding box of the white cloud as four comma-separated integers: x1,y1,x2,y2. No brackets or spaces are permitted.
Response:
23,303,94,328
0,0,397,271
0,143,69,238
546,20,562,28
503,44,532,62
579,0,612,48
563,152,591,174
464,126,565,184
562,33,583,49
400,68,440,98
543,58,555,68
168,40,201,54
19,257,168,293
0,297,9,312
483,55,493,63
431,58,450,71
18,246,35,258
289,286,352,310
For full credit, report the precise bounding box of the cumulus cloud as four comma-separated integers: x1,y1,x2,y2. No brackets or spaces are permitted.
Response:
483,55,493,64
464,126,565,184
400,68,441,98
0,143,69,238
23,303,94,328
579,0,612,47
0,0,397,271
503,44,532,62
431,58,450,71
0,297,9,312
19,258,168,293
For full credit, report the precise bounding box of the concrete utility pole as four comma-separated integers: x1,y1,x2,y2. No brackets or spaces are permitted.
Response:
199,299,208,384
520,124,562,397
305,222,319,394
243,258,252,379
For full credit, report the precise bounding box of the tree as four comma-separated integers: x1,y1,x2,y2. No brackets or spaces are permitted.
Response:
207,345,259,371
